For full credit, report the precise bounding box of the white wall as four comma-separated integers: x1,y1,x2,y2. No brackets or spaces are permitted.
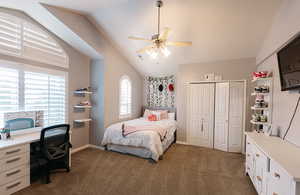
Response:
176,58,256,142
256,0,300,147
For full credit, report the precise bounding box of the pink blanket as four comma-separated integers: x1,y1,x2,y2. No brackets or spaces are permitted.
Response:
122,123,169,141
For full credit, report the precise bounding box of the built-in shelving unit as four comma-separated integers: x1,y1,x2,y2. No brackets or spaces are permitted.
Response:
251,75,273,132
73,88,92,126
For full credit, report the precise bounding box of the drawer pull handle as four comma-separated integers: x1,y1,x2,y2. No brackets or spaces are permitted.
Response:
6,170,21,177
273,193,278,195
247,142,250,145
6,149,21,155
247,167,250,170
274,173,280,179
6,181,21,190
256,153,260,157
6,157,21,164
256,176,262,181
247,154,250,157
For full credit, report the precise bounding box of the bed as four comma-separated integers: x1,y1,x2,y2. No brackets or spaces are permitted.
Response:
101,107,177,162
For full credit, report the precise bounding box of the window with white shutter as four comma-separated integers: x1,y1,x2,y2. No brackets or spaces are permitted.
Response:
24,71,66,126
0,61,67,128
0,66,19,127
0,13,69,68
119,75,132,118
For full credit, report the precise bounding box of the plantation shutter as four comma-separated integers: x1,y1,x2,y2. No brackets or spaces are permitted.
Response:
23,22,68,67
120,77,132,117
0,67,19,127
24,71,66,126
0,14,21,56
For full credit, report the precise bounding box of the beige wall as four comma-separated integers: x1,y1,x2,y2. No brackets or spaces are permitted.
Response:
256,0,300,147
176,58,256,142
0,8,91,149
43,5,143,145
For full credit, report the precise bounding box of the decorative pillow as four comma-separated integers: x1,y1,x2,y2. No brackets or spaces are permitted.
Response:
157,110,168,120
168,113,175,120
148,114,157,121
151,111,161,121
143,109,151,118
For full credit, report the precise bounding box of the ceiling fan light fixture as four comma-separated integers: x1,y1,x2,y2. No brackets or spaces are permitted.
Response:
161,46,171,57
146,49,158,59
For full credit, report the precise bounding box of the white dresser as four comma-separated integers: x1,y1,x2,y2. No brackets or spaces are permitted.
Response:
245,132,300,195
0,144,30,195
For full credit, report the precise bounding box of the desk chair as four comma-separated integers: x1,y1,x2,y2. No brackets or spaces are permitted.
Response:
30,124,72,184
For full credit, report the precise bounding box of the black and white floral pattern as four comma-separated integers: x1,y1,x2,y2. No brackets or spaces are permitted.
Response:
144,75,175,108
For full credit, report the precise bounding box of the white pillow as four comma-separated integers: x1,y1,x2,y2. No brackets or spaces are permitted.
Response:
168,113,175,120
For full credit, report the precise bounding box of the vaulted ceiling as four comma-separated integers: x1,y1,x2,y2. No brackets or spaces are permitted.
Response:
0,0,282,76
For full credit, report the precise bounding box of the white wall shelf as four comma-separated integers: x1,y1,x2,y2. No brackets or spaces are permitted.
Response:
251,77,272,83
250,120,270,125
251,106,269,111
251,92,270,96
74,105,92,109
73,91,92,94
74,119,92,123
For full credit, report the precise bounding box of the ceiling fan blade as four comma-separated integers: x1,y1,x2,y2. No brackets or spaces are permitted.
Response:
166,41,192,47
136,45,154,53
128,36,152,42
159,27,171,40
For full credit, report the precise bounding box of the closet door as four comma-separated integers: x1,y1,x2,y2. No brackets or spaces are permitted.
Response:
187,83,215,148
228,82,245,153
214,82,229,151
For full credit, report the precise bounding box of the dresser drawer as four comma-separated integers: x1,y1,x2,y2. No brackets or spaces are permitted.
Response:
0,153,29,173
0,144,28,160
0,175,29,195
268,160,291,195
0,165,29,186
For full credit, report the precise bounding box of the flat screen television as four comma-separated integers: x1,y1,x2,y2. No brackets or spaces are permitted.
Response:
277,34,300,91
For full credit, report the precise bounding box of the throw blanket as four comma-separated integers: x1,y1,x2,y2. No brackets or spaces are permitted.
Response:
122,123,168,141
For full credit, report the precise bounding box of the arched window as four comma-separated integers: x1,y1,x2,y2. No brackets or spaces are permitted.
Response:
0,12,69,68
119,75,132,118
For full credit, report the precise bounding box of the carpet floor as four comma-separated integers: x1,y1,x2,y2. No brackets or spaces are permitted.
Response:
15,144,256,195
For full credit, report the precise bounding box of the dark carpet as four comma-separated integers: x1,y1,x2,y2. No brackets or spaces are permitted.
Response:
15,144,256,195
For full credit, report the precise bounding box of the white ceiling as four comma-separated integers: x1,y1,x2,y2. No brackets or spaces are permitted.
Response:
0,0,282,76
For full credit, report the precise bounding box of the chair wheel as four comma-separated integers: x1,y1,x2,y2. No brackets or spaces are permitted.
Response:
66,167,70,172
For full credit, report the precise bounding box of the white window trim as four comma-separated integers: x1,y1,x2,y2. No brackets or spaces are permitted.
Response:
119,75,132,119
0,59,68,126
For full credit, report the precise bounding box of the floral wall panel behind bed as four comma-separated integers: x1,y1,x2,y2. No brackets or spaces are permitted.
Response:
145,75,175,108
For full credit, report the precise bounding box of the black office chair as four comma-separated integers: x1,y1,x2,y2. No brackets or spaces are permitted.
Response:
30,124,72,184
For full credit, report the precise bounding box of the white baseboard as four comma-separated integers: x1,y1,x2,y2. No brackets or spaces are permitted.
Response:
71,144,89,154
88,144,105,150
176,141,189,145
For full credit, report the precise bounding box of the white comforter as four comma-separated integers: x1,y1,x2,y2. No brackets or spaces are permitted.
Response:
102,118,177,161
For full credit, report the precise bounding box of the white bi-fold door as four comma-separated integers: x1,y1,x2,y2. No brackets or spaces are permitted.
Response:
214,81,245,152
214,82,230,151
187,83,215,148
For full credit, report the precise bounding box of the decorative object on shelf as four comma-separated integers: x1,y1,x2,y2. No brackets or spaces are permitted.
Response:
0,127,10,140
77,101,91,107
252,71,271,80
254,86,269,93
204,73,215,81
144,75,175,107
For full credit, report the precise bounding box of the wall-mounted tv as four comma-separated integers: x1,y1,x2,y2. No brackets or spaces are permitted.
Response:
277,34,300,91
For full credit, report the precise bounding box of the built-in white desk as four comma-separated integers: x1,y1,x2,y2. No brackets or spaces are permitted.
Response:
0,128,71,195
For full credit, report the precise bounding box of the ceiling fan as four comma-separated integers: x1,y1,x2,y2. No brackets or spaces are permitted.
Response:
128,0,192,59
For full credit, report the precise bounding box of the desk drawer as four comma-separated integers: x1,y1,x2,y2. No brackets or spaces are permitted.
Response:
268,160,291,195
0,153,29,173
0,165,29,186
0,175,29,195
0,144,28,159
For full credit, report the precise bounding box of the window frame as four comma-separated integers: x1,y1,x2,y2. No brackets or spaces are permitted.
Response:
0,60,68,127
119,75,132,119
